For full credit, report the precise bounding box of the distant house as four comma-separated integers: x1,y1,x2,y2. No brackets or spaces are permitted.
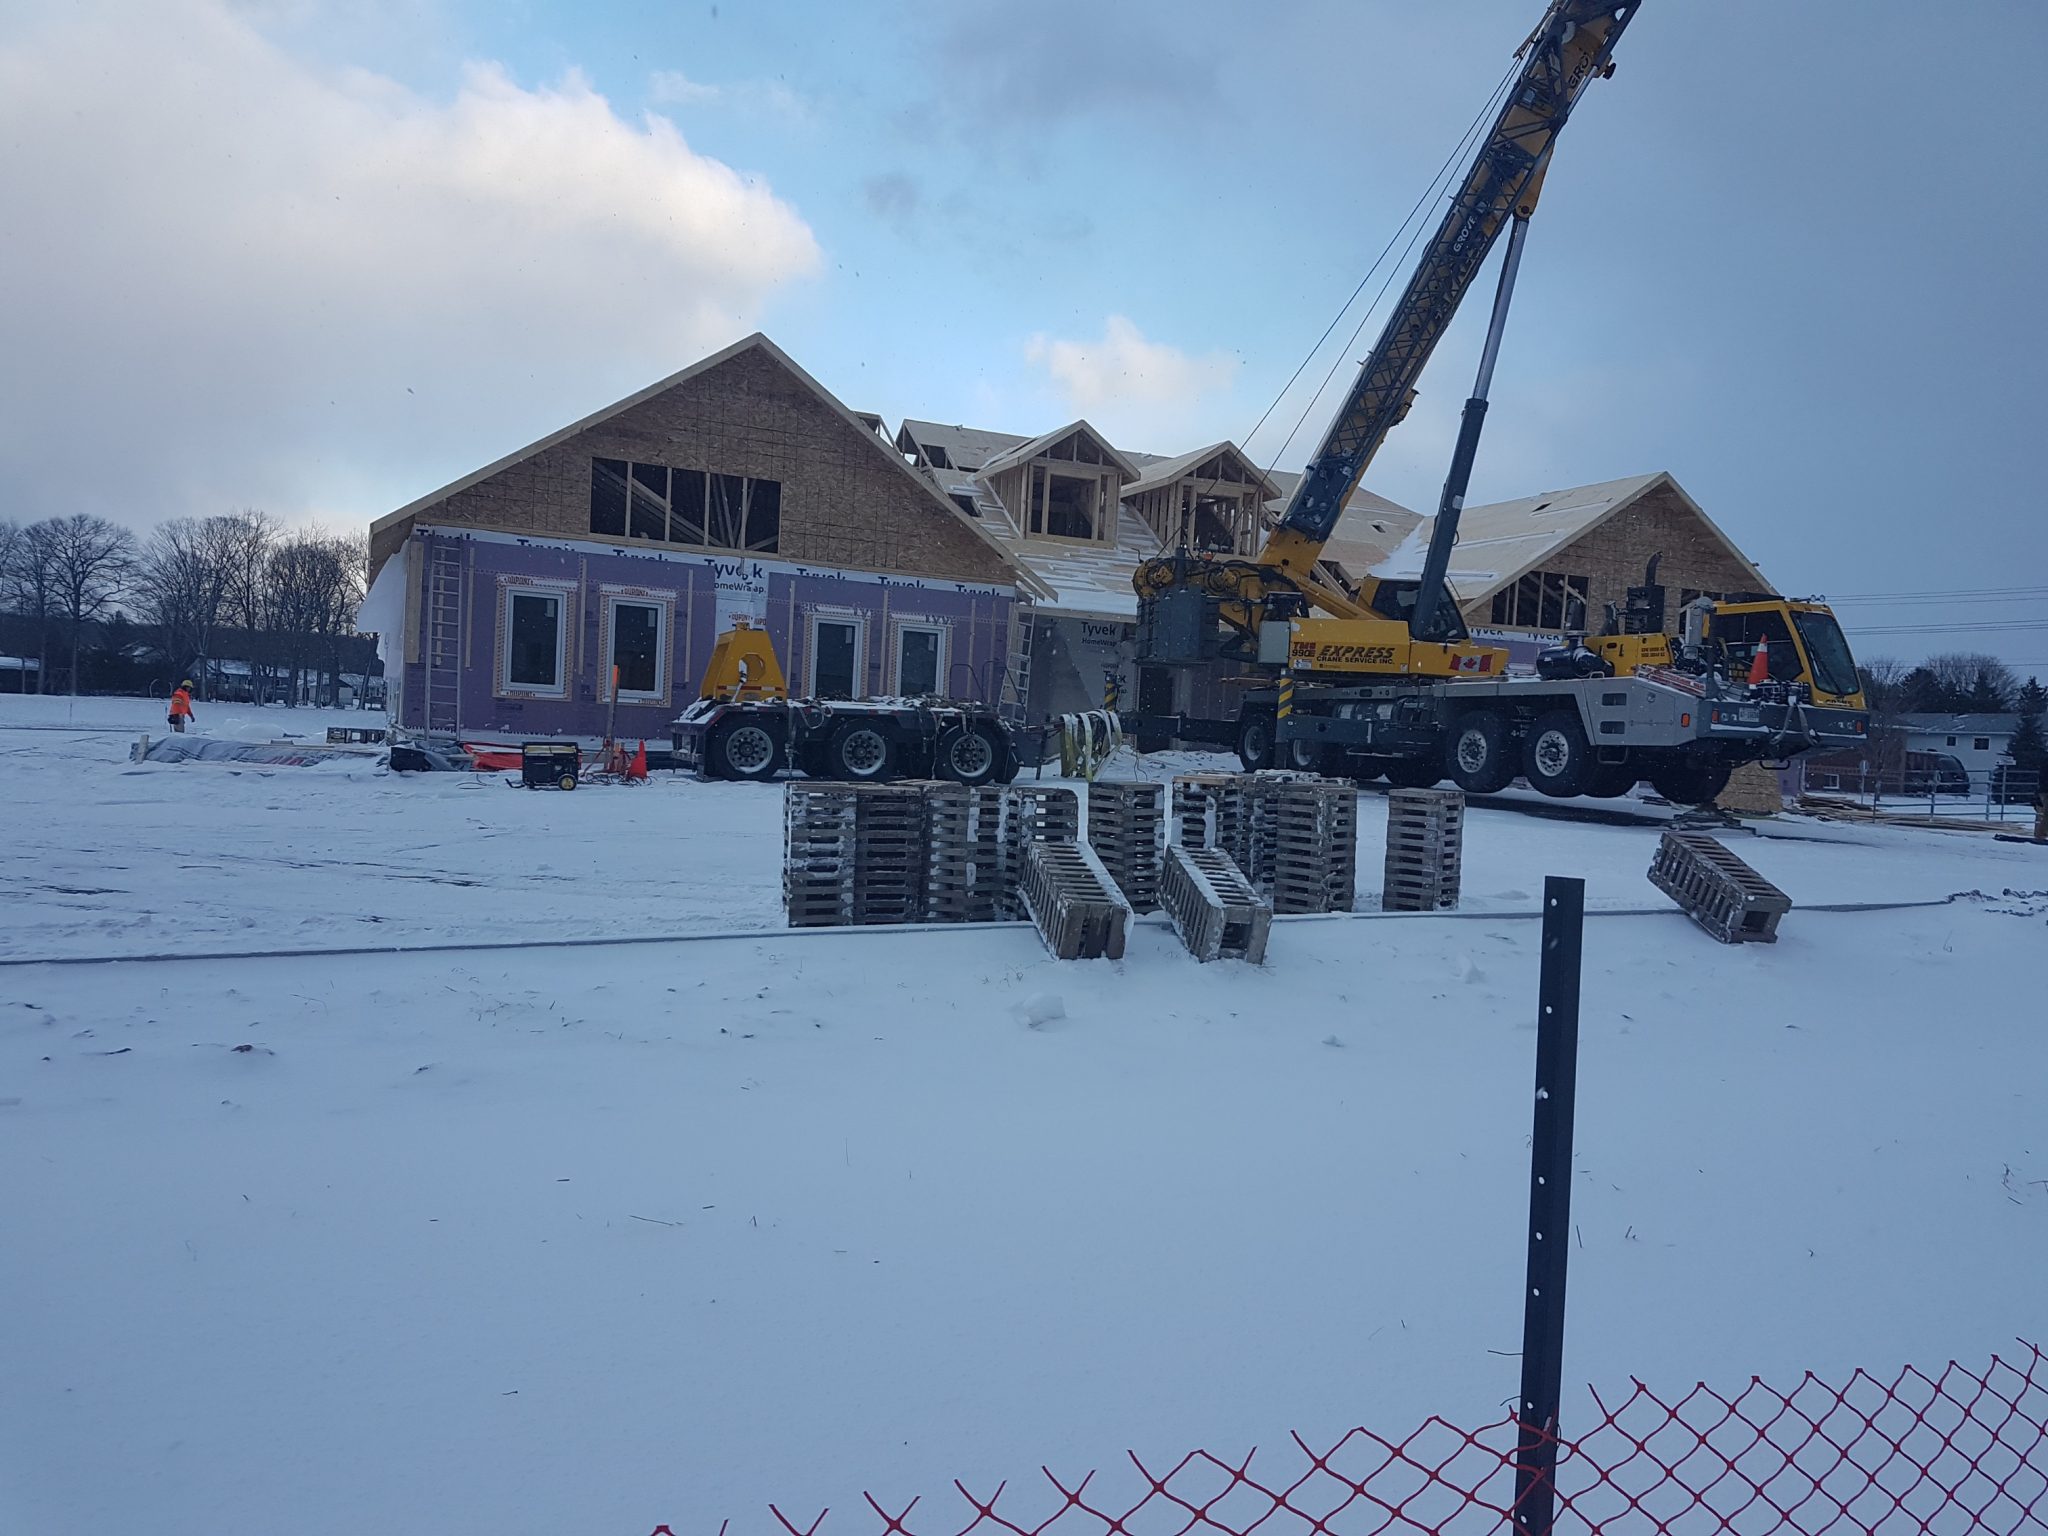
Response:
362,335,1043,745
1899,713,2031,781
0,656,41,694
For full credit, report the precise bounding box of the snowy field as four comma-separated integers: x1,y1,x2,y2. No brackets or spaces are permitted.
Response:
3,692,2046,1535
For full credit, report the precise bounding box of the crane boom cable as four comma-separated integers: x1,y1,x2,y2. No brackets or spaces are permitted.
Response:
1241,58,1523,486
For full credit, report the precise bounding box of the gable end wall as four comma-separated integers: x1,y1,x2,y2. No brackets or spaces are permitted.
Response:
402,348,1014,587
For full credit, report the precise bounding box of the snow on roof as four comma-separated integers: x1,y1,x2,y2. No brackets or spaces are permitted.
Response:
1899,713,2026,736
0,656,40,670
1354,472,1767,604
974,504,1165,619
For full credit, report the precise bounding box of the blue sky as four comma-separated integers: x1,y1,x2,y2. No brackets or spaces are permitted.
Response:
2,0,2044,673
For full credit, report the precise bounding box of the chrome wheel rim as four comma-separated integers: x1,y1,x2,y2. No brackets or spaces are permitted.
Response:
841,728,888,775
725,725,774,773
1533,729,1572,780
1456,728,1490,774
948,732,993,777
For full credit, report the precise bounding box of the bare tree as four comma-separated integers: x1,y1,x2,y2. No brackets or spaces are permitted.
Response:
218,510,279,701
2,520,64,693
1903,651,2018,712
265,528,363,705
136,516,240,694
40,515,139,695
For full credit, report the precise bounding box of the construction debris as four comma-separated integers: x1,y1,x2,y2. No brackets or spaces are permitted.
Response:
1160,845,1271,963
1382,787,1465,912
1085,781,1164,912
1648,829,1792,944
1018,839,1130,960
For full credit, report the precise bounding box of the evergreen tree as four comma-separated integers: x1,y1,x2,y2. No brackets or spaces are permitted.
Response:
2007,676,2048,801
1964,665,2012,712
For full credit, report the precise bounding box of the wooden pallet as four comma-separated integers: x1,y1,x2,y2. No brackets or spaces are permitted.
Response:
1171,774,1245,857
1382,787,1465,912
783,781,931,927
1647,830,1792,943
1001,785,1080,919
1268,779,1358,915
1019,839,1130,960
1160,845,1271,963
1086,781,1165,913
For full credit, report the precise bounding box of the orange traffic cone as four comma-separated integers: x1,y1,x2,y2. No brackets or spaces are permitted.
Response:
628,740,648,780
1748,637,1771,685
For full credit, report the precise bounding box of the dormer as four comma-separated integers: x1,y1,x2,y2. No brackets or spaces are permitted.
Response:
1121,441,1278,555
975,421,1138,544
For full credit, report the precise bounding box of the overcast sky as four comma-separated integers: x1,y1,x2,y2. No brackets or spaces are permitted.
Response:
2,0,2043,673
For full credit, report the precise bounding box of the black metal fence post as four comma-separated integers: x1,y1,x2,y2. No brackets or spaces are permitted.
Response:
1513,875,1585,1536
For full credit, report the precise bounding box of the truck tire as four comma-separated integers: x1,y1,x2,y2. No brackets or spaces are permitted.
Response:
1385,756,1444,789
1521,710,1592,797
1584,762,1636,799
1648,758,1733,806
1447,710,1516,794
708,716,781,782
826,719,898,781
1237,709,1275,771
934,720,1004,786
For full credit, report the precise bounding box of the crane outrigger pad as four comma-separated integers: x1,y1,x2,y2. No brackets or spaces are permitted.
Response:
1648,830,1792,944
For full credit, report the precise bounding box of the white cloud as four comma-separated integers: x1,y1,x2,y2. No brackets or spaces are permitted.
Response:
649,68,807,119
1023,317,1238,446
0,0,822,530
648,69,723,105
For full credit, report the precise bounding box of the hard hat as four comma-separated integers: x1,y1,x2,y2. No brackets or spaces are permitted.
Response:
181,679,195,690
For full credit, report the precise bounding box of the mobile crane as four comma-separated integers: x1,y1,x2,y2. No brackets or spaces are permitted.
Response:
1131,0,1869,803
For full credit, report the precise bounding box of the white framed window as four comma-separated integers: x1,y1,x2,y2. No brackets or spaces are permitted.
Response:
496,580,574,699
893,621,947,698
807,611,867,700
600,591,674,706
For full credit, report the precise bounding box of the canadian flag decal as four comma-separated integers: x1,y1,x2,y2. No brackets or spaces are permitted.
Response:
1452,653,1493,673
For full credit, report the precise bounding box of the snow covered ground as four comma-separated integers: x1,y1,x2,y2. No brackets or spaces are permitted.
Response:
2,693,2045,1535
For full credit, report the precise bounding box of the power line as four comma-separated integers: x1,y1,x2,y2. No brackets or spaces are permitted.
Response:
1245,58,1521,481
1825,584,2048,602
1845,621,2048,635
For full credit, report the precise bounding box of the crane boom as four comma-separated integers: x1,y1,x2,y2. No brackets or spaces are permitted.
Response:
1263,1,1639,578
1133,0,1640,661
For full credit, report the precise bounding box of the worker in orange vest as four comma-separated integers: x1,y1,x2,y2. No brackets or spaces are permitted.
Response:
168,680,196,733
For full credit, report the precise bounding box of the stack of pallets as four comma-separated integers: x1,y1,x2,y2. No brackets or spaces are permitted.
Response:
1269,778,1358,915
1085,781,1165,912
1018,840,1130,960
918,781,1008,923
1160,844,1271,963
1001,785,1081,918
782,782,928,927
1648,830,1792,943
1171,774,1245,859
1381,787,1465,912
784,783,862,927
